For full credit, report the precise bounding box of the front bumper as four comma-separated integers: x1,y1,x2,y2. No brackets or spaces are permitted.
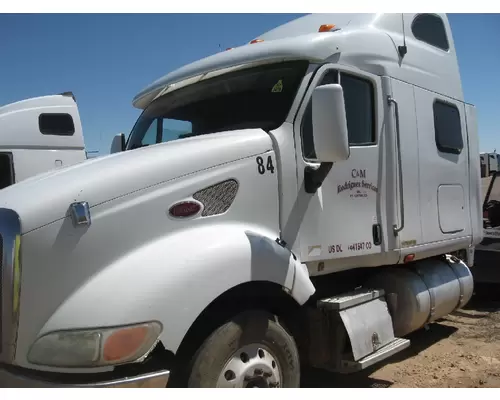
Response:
0,364,170,388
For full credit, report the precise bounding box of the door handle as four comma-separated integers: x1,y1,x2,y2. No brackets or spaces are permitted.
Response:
372,224,382,246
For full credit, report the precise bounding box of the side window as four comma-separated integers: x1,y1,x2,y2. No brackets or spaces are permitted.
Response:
411,14,449,51
433,100,463,155
39,113,75,136
301,71,375,160
301,71,338,160
340,73,375,145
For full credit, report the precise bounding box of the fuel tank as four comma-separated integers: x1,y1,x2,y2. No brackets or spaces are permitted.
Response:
366,255,474,337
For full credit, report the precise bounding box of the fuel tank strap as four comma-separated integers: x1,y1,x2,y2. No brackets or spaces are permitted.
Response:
413,266,436,324
444,254,465,308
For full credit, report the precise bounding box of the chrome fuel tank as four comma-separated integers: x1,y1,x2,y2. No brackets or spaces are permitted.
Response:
366,256,473,337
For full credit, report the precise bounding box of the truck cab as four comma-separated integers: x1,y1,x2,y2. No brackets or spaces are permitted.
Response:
0,13,482,388
0,93,87,190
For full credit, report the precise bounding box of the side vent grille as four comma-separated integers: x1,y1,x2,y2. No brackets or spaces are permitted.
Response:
193,179,239,217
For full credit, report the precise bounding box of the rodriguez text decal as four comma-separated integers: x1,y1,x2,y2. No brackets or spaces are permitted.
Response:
337,169,378,198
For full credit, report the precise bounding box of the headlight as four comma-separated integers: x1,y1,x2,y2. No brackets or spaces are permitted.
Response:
27,321,162,368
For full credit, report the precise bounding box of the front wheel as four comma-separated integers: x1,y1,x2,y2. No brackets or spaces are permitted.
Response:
187,310,300,388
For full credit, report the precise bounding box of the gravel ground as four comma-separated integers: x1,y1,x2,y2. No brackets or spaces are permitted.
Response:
301,287,500,388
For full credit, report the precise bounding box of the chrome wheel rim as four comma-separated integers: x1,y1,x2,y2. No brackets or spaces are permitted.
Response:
216,343,282,388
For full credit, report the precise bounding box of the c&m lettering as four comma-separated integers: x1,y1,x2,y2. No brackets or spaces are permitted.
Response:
351,169,366,179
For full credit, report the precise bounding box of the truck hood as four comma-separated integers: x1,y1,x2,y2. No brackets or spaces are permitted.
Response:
0,128,272,234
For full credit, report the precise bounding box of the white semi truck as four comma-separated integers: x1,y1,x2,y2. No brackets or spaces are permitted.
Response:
0,93,87,190
0,13,482,388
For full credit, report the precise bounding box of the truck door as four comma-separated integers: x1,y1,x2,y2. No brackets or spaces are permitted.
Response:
290,64,397,270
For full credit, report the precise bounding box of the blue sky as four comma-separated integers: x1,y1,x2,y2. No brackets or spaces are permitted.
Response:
1,13,499,154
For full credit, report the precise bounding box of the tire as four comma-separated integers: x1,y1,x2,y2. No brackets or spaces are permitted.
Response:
186,309,300,388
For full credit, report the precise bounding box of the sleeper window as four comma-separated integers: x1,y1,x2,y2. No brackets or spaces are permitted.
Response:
39,113,75,136
411,14,449,51
433,100,463,155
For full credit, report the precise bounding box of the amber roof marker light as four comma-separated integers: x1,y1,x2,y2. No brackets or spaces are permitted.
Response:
319,24,340,32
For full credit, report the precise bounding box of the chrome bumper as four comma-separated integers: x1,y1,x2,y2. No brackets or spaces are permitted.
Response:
0,365,170,388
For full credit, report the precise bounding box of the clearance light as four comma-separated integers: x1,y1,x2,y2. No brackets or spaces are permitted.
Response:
27,322,162,367
404,254,416,263
319,24,336,32
250,39,264,44
226,47,234,51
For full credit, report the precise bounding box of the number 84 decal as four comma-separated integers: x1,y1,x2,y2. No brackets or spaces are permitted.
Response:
256,155,275,175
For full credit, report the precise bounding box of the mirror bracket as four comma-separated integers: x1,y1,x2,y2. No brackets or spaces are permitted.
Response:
304,162,333,194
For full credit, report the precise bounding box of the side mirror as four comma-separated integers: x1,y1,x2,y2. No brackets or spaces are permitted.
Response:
311,84,350,163
110,133,125,154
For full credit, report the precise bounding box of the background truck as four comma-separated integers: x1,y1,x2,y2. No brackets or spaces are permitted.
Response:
472,171,500,284
480,152,499,178
0,13,482,388
0,93,87,190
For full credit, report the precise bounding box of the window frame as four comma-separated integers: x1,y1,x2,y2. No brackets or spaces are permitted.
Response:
433,99,464,155
298,67,378,163
411,13,450,52
38,113,76,136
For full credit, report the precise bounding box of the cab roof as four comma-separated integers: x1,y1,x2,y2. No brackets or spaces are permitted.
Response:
133,13,464,110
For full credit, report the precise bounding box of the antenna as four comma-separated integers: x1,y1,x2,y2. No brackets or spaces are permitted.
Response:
398,13,408,58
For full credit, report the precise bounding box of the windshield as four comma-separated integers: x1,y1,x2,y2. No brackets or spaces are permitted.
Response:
127,61,309,150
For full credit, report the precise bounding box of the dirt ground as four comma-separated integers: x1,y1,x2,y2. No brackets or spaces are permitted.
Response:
302,286,500,388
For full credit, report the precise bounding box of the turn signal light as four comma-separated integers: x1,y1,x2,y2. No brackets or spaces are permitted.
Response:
103,325,150,362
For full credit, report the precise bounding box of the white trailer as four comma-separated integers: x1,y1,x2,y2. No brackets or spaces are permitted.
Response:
0,13,482,388
0,93,87,190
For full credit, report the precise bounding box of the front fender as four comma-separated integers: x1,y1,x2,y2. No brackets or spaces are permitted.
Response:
38,224,315,355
